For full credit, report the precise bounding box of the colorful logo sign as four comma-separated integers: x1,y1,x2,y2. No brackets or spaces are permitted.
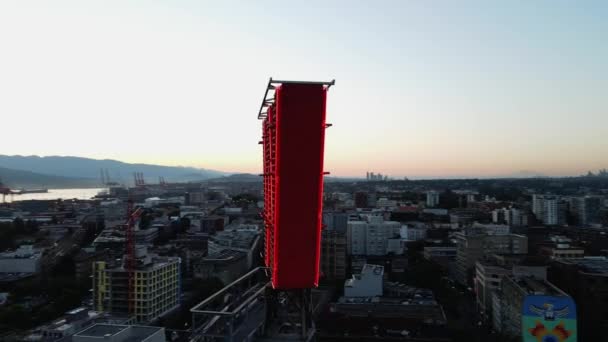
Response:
522,295,577,342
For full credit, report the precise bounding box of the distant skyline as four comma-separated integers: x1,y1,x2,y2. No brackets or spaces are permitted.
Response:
1,1,607,178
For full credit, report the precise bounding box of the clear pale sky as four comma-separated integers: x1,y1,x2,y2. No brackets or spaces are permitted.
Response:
1,1,607,178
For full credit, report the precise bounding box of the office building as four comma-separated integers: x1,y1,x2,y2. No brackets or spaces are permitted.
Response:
454,230,527,285
92,247,181,323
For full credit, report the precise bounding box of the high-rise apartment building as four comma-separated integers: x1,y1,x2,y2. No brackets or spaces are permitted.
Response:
543,197,561,225
320,230,347,281
532,195,566,225
570,196,603,226
491,207,527,226
347,216,401,256
532,194,544,219
93,247,181,323
426,191,440,207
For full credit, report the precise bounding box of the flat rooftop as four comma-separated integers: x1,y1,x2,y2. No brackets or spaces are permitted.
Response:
76,324,126,337
560,256,608,274
74,324,163,341
204,249,246,263
513,276,565,297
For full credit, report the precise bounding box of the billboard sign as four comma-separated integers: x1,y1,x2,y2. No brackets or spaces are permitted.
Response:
522,295,577,342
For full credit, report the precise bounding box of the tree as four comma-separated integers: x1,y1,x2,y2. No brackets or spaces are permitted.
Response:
0,305,30,330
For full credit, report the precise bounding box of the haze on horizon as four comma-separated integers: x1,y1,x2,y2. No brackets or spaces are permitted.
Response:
1,0,606,179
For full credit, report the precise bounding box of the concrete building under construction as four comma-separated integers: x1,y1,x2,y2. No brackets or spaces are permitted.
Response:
92,247,181,323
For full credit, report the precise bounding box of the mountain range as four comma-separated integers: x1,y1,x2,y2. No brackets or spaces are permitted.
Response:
0,155,227,188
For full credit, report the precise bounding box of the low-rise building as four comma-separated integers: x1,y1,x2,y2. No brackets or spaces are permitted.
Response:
24,307,132,342
207,228,261,270
344,264,384,297
72,324,165,342
193,249,247,284
0,245,42,274
539,245,584,259
324,264,448,340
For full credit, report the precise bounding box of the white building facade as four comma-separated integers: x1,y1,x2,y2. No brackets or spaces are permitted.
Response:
347,216,401,256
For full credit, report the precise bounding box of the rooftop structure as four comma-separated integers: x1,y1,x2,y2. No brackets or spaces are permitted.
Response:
193,249,248,284
326,279,448,340
207,228,261,277
554,256,608,273
208,228,260,254
24,308,132,342
344,264,384,297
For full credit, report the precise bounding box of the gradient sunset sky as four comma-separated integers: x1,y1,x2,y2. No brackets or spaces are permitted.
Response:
1,1,606,178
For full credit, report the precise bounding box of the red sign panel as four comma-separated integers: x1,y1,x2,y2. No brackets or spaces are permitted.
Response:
262,83,328,289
